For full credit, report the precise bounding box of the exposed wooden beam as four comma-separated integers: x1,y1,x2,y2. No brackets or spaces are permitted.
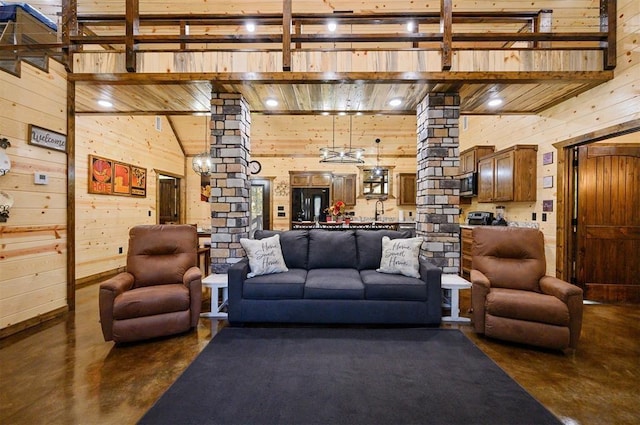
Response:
125,0,139,72
282,0,292,71
441,0,452,70
60,0,77,72
601,0,617,70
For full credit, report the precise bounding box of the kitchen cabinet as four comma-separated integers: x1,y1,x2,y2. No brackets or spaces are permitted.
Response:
460,227,473,279
331,174,357,206
290,172,332,188
477,144,537,202
459,146,495,174
397,173,417,206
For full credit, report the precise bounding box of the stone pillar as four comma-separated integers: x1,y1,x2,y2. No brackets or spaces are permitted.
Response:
416,93,460,274
209,92,251,274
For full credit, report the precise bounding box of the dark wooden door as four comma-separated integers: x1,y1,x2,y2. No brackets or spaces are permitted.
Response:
159,177,180,224
576,144,640,302
250,179,271,235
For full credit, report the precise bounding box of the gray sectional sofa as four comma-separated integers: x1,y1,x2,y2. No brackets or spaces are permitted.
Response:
228,229,442,325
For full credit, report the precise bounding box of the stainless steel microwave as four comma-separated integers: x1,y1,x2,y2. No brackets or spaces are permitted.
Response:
460,172,477,197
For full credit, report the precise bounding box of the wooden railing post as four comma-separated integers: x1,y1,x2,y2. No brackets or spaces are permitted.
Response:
126,0,139,72
600,0,617,70
440,0,452,70
61,0,77,72
283,0,292,71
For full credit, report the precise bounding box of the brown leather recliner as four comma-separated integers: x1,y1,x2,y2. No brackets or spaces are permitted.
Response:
471,226,583,352
99,225,202,343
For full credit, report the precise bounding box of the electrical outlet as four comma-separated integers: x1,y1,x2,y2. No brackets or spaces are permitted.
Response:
542,213,547,222
532,212,537,221
118,247,123,254
148,211,152,217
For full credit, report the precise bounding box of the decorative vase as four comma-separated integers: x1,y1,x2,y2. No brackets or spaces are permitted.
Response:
335,215,344,223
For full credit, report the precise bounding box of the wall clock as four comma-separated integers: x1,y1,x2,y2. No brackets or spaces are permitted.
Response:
249,160,262,175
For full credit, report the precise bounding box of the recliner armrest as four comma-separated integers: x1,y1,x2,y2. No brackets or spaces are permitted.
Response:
183,266,202,326
99,272,135,342
470,269,490,334
539,275,582,303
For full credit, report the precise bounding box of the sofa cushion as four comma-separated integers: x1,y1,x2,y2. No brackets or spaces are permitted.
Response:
486,288,570,326
355,229,413,270
304,268,364,299
240,234,289,278
360,269,427,301
377,236,423,278
254,230,309,269
113,284,189,320
243,269,307,299
308,229,357,269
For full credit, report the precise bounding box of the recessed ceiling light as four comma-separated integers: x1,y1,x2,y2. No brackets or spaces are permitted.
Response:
265,98,278,107
327,21,337,32
338,111,346,116
246,22,256,33
321,112,330,116
406,21,415,32
389,98,402,107
487,98,503,107
97,100,113,108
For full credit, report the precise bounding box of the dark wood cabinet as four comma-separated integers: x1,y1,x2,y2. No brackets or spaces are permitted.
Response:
459,146,495,174
331,174,357,206
290,172,332,187
398,173,417,206
477,145,537,202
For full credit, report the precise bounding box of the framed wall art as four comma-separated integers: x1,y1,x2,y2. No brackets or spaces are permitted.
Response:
89,155,113,194
113,162,131,195
131,166,147,197
28,124,67,152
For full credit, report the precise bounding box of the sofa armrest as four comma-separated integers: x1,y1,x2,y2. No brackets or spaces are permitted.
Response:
183,266,202,326
99,272,134,342
470,269,490,334
419,259,442,320
228,259,249,322
540,275,584,349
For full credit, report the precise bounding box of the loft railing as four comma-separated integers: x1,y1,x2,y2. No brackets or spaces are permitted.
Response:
1,0,617,74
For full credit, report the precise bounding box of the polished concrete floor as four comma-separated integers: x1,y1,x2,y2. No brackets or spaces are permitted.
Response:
1,285,639,425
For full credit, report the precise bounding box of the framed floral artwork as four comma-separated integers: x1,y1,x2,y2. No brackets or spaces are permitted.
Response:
89,155,113,194
131,166,147,197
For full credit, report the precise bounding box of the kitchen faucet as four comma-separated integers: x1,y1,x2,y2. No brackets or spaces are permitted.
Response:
374,199,384,222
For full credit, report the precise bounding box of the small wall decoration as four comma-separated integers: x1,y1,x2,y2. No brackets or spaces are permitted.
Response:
0,190,14,222
274,180,289,196
542,151,554,165
543,200,554,212
89,155,146,197
131,166,147,197
542,175,554,188
0,137,11,176
113,162,131,195
28,125,67,152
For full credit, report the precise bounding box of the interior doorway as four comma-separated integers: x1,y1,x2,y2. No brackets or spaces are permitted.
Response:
158,174,181,224
250,178,272,237
556,120,640,304
572,143,640,302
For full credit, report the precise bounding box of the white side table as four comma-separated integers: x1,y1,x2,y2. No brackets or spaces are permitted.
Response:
201,274,228,319
441,274,472,323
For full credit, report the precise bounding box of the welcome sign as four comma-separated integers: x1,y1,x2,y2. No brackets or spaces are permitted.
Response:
28,125,67,152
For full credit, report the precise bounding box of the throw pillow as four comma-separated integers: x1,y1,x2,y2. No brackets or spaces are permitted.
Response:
240,234,289,278
376,236,422,278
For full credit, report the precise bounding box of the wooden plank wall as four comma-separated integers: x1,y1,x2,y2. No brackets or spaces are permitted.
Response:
459,0,639,276
0,60,68,331
74,115,185,280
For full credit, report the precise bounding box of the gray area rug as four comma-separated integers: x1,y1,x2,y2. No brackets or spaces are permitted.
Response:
139,327,561,425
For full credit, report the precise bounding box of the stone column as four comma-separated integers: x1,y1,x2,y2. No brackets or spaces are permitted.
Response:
209,92,251,274
416,93,460,274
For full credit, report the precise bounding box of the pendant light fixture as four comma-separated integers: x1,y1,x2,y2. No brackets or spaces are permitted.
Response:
319,114,365,164
372,138,383,176
192,115,215,176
